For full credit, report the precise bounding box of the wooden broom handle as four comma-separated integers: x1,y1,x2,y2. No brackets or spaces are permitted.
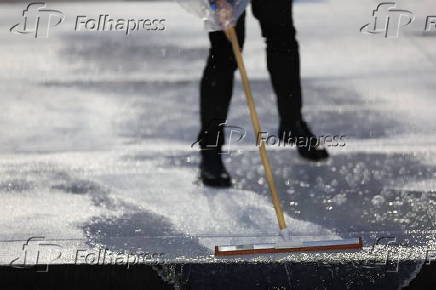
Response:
225,26,287,230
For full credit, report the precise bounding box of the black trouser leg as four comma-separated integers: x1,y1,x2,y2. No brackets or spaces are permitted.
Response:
198,13,246,150
252,0,303,130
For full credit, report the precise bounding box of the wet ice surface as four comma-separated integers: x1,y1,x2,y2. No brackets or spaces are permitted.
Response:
1,0,436,288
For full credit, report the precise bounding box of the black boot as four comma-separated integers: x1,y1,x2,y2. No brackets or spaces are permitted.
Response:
199,150,232,188
280,120,329,162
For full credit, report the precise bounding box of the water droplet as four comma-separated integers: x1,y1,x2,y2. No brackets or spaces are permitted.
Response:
371,195,385,207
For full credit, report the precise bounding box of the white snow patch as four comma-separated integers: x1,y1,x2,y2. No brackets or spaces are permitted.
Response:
0,190,108,241
96,160,340,251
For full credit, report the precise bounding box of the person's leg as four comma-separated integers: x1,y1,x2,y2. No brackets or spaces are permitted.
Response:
198,13,246,187
251,0,328,161
198,13,246,150
251,0,301,127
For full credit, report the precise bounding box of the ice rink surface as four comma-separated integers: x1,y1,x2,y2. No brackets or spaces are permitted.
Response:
0,0,436,288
